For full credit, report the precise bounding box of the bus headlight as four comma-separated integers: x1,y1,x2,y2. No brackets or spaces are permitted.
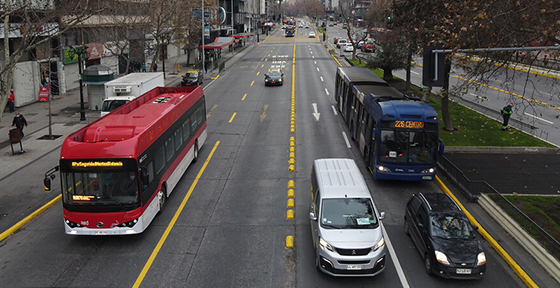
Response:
421,168,435,174
65,219,82,228
376,165,392,173
118,218,139,228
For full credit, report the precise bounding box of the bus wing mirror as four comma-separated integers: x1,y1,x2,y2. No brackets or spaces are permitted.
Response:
439,141,445,156
44,166,59,191
139,167,149,185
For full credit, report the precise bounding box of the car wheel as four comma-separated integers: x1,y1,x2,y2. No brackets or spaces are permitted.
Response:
315,252,321,272
424,254,433,275
404,218,410,235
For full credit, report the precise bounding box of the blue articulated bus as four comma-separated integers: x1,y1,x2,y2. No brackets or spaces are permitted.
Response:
335,66,444,181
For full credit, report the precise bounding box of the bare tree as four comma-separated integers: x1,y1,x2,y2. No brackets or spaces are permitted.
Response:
0,0,98,120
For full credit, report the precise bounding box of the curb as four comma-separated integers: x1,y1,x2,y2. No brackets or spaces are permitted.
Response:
478,193,560,284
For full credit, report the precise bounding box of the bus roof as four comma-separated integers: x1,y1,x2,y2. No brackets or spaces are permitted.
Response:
337,66,388,86
365,98,438,123
61,86,204,159
353,84,404,103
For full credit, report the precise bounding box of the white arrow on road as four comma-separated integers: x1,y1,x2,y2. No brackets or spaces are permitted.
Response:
312,103,320,121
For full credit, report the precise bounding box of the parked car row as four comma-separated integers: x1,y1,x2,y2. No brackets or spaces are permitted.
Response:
309,159,486,280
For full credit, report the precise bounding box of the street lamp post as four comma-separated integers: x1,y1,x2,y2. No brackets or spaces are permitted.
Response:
70,46,89,121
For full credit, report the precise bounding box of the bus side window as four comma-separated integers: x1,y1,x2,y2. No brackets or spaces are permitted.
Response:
165,137,174,162
174,128,182,151
182,119,191,142
154,146,165,174
191,109,198,131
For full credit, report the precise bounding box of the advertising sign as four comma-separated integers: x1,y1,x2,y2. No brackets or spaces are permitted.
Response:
39,86,50,102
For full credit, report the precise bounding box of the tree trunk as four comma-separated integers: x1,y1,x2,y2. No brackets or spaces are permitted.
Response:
405,47,412,92
441,62,454,131
383,68,393,81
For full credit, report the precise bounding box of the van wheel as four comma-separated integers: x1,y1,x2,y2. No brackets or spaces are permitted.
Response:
424,254,433,275
158,186,167,214
404,218,410,236
193,141,199,163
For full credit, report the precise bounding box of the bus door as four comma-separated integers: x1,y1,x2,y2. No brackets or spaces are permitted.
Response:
364,117,376,168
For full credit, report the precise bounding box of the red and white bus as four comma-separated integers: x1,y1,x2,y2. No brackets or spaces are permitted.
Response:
45,86,207,235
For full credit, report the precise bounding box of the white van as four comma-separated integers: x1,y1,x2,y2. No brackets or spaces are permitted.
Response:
309,158,386,277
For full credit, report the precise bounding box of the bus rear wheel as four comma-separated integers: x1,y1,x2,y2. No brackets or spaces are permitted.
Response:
193,141,199,163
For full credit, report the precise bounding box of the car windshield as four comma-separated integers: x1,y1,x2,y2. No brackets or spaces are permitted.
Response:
431,215,476,239
268,71,281,77
101,100,128,112
186,73,198,78
320,198,378,229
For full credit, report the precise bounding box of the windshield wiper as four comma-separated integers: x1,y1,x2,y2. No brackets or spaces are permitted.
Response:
321,223,341,229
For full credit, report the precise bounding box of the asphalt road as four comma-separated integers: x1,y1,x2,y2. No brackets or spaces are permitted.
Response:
0,23,554,287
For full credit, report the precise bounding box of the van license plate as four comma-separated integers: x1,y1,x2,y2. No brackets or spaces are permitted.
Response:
456,268,471,274
347,265,361,270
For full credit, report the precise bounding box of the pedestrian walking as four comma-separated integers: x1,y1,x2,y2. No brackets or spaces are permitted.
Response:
141,62,146,72
7,89,15,113
11,111,28,137
152,62,158,72
500,104,513,131
544,55,549,66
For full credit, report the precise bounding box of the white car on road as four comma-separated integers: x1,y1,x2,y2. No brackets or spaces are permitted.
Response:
342,43,354,52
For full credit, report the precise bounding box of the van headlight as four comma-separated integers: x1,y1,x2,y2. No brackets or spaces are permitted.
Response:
319,237,334,252
373,237,385,251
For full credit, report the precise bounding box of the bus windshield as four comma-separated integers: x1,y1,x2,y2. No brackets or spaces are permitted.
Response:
60,159,140,209
378,129,438,164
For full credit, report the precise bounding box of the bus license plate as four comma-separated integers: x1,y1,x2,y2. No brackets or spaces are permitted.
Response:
456,268,471,274
347,265,361,270
422,176,432,180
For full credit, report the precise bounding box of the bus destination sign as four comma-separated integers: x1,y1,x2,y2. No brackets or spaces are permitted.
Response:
394,120,424,129
71,161,123,168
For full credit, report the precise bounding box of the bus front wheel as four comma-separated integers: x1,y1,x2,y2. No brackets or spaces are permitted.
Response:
158,186,167,214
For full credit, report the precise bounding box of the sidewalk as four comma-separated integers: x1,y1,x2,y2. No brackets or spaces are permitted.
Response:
0,41,257,234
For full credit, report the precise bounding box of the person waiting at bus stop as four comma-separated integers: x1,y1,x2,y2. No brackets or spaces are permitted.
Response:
501,104,513,131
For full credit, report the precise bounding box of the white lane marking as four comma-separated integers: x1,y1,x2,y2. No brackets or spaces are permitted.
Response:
317,67,320,72
325,88,329,96
411,70,419,75
342,132,351,148
320,76,324,82
381,223,410,288
314,61,317,65
524,112,554,124
312,103,320,121
311,51,313,54
312,56,315,59
331,105,338,115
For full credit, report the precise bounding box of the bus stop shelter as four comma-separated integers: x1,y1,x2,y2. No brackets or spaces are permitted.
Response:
232,33,254,47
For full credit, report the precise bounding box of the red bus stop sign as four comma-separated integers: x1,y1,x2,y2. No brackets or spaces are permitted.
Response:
39,86,50,102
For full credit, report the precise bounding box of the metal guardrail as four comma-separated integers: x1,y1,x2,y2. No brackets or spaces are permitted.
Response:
438,155,560,261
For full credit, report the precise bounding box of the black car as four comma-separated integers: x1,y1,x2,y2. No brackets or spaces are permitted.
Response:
264,69,283,86
181,70,203,86
404,193,486,279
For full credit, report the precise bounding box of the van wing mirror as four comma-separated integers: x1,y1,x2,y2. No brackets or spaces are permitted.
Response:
309,212,317,221
379,211,385,221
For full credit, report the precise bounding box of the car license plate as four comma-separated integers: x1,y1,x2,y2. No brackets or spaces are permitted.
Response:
456,268,471,274
271,81,275,84
347,265,361,270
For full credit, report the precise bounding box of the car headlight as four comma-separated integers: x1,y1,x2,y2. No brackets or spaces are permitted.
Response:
278,79,283,82
319,237,334,252
435,251,450,265
373,237,385,251
477,252,486,266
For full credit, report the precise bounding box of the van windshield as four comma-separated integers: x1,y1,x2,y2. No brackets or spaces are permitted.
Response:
320,198,378,229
